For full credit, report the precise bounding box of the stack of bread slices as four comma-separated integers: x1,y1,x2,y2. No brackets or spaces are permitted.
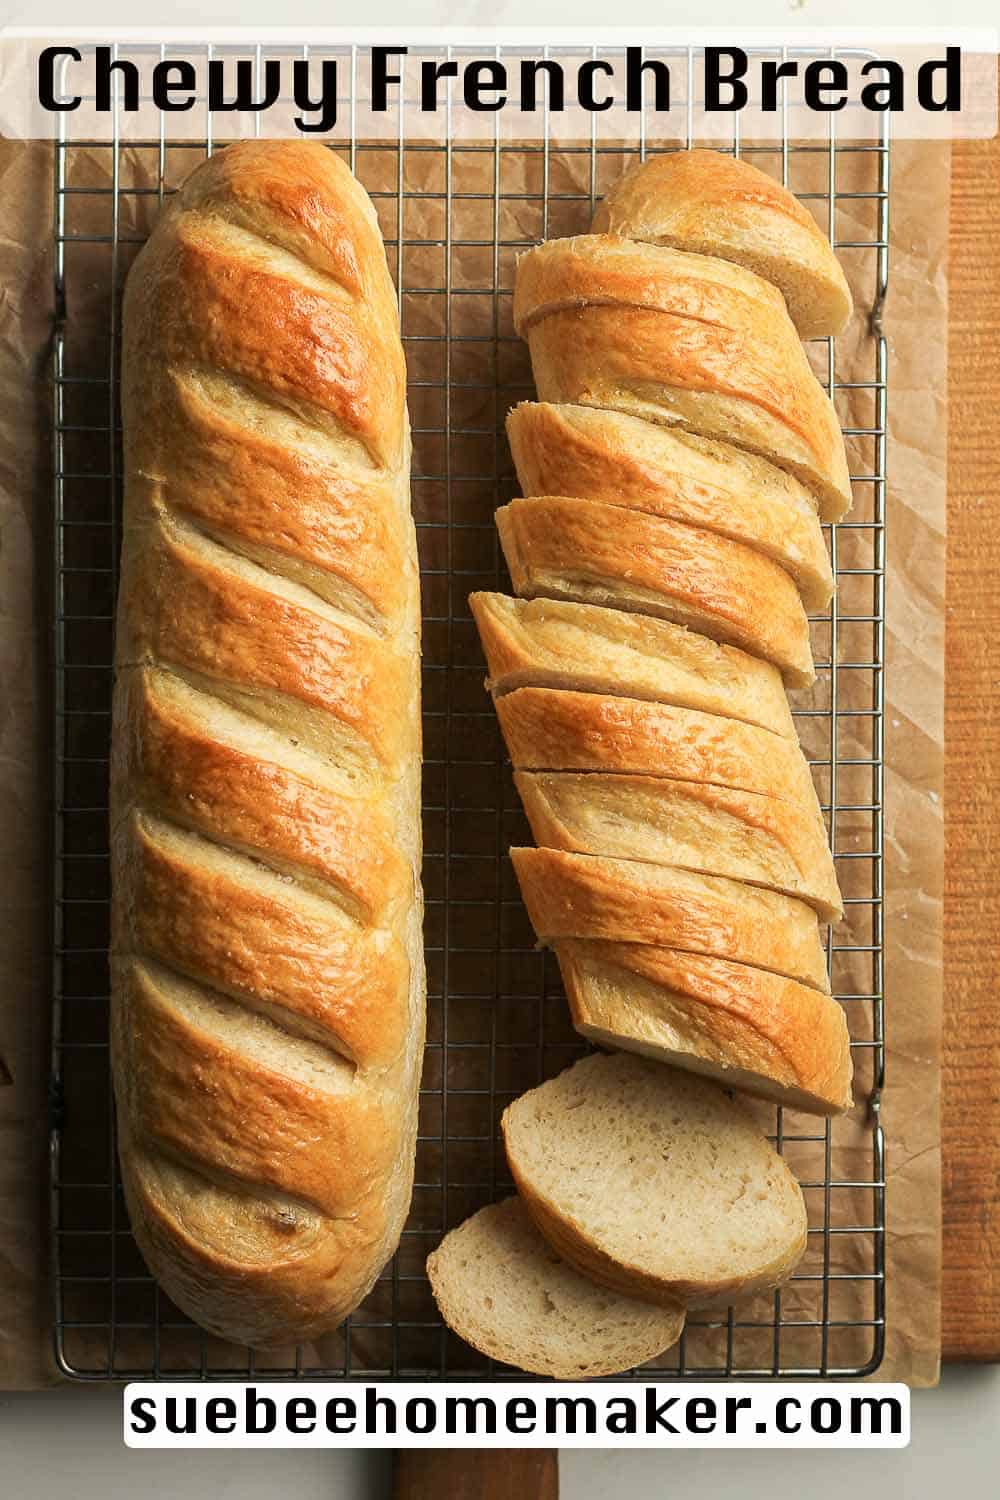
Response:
428,150,856,1379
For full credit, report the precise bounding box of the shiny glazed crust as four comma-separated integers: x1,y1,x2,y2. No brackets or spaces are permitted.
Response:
495,688,822,814
470,594,796,740
591,149,854,339
515,770,841,921
112,141,424,1348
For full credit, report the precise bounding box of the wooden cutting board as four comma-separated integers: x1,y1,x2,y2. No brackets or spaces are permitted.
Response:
941,126,1000,1363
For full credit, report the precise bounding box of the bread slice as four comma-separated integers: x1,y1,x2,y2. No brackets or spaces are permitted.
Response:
515,235,851,521
496,689,822,817
591,149,853,339
496,497,815,687
426,1196,685,1379
503,1053,809,1307
510,847,829,993
470,593,795,740
506,402,834,611
557,940,853,1116
515,771,840,921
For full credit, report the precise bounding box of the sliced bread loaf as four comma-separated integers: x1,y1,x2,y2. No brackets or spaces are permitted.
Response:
511,846,830,993
505,403,834,611
426,1195,685,1379
514,770,841,921
557,940,853,1116
514,235,852,521
496,497,815,687
503,1052,809,1307
470,593,795,739
591,149,853,339
494,688,822,815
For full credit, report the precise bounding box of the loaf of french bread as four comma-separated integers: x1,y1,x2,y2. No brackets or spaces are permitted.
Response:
112,141,424,1348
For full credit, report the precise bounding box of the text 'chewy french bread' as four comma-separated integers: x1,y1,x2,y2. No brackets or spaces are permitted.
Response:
112,140,424,1348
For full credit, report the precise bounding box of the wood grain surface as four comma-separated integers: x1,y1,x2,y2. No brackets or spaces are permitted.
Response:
942,127,1000,1362
392,1451,559,1500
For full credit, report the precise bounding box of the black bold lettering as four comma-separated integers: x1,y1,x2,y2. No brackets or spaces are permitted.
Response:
371,47,407,112
38,47,81,111
918,48,961,112
292,58,338,133
705,48,748,111
152,60,196,113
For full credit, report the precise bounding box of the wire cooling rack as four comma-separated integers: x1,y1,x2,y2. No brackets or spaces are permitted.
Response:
49,42,889,1382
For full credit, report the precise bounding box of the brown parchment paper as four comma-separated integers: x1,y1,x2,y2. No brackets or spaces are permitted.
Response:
0,135,945,1389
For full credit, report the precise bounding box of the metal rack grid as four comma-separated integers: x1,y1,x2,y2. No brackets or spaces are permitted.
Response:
50,42,889,1382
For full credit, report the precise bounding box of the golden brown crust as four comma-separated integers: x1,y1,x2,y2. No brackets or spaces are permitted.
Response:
591,149,853,339
116,512,408,777
514,235,851,520
115,963,386,1219
113,141,424,1348
496,496,815,686
495,687,821,814
556,940,853,1115
515,770,841,921
506,402,833,611
471,594,796,740
115,668,408,927
511,846,829,992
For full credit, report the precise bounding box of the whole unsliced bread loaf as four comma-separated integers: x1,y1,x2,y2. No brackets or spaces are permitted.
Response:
112,141,424,1348
503,1053,808,1307
426,1196,685,1379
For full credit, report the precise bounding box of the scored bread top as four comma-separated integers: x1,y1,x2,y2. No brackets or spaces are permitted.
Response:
502,1052,809,1307
496,496,816,686
514,235,852,520
470,593,796,740
426,1196,684,1379
506,402,834,611
591,149,853,339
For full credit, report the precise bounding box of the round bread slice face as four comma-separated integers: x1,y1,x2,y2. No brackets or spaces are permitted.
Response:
426,1196,685,1379
503,1053,808,1309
